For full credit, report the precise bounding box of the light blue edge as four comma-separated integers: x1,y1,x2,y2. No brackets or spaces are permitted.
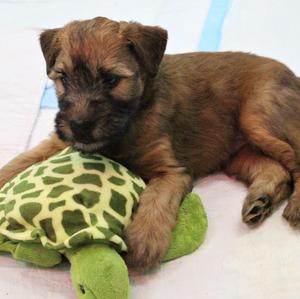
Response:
198,0,232,52
40,80,58,109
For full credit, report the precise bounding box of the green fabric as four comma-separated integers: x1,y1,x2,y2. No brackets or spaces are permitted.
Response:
0,147,145,252
163,193,208,262
0,240,62,267
65,244,129,299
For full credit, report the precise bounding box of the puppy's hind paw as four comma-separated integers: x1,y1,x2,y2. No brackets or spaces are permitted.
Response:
242,194,272,225
283,199,300,228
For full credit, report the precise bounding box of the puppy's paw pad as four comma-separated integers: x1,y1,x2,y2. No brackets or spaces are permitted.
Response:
283,200,300,228
242,194,272,225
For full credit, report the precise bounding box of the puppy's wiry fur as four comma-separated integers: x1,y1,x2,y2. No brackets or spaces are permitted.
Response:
3,17,300,270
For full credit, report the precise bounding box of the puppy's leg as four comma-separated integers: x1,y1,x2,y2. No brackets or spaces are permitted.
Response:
124,139,192,270
0,133,68,187
225,146,291,225
125,172,192,270
240,78,300,227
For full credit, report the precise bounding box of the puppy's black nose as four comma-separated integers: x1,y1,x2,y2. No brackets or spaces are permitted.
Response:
70,120,94,135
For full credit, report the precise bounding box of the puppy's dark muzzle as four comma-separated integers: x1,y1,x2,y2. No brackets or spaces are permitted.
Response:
70,120,95,144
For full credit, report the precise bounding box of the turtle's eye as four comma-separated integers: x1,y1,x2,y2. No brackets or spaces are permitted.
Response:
79,284,86,294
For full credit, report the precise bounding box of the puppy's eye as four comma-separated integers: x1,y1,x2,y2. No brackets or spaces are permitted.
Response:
103,73,121,88
60,73,68,86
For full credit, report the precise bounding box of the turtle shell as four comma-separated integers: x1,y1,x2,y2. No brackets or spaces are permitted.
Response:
0,147,145,252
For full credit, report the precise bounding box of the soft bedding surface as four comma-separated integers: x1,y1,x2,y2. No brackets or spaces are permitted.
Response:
1,1,300,298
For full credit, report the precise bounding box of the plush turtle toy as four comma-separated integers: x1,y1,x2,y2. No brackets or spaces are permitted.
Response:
0,147,207,299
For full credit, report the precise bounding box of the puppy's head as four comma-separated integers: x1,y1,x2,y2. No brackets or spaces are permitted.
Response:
40,17,167,152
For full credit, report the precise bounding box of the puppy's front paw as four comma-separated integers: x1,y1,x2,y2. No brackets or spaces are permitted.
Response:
124,213,172,271
283,198,300,228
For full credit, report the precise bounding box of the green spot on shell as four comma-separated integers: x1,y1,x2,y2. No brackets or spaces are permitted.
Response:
13,180,35,195
0,217,5,226
20,169,33,180
97,226,114,239
4,200,16,215
48,185,73,198
108,176,126,186
89,213,98,225
21,190,43,199
73,189,100,208
110,190,127,216
0,204,5,211
50,156,71,164
34,166,48,177
0,196,6,203
20,202,42,226
1,181,15,194
40,218,57,242
103,211,124,236
7,217,25,232
109,161,123,176
52,164,74,175
130,192,139,211
127,169,140,179
68,231,92,247
132,181,144,195
62,209,89,236
42,176,64,185
72,174,102,187
49,200,66,211
83,162,105,172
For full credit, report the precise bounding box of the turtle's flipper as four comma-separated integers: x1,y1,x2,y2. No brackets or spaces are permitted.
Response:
0,237,62,267
65,244,129,299
163,193,208,262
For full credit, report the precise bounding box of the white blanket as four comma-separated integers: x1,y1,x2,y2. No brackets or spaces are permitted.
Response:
1,1,300,298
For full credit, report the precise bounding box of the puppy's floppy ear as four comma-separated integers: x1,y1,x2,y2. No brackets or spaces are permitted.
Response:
121,22,168,77
39,28,61,74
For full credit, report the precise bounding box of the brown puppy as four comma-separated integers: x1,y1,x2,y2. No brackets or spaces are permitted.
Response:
1,16,300,270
